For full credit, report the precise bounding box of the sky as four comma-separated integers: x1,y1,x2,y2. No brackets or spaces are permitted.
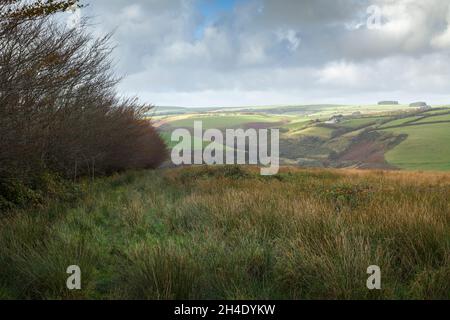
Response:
68,0,450,107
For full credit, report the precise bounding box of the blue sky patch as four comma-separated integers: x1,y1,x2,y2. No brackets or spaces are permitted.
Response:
195,0,242,39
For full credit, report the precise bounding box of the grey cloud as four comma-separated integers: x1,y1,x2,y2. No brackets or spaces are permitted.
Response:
71,0,450,106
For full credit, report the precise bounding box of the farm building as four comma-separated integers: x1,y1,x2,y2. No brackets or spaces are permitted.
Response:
410,102,431,109
325,114,344,124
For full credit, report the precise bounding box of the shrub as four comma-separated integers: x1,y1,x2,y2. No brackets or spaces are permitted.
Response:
322,183,374,212
0,7,168,212
0,172,83,213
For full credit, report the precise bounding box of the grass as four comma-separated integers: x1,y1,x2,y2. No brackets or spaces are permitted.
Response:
378,116,424,128
281,119,311,132
340,117,386,129
0,166,449,300
414,113,450,123
421,108,450,116
163,114,283,130
306,105,410,118
293,126,334,139
383,123,450,171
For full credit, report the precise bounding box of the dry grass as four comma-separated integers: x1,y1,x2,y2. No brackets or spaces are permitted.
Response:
0,166,448,299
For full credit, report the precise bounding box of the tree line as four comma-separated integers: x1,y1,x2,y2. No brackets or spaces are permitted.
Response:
0,1,167,209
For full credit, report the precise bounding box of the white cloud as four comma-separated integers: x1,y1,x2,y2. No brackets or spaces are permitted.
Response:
122,4,142,20
317,62,366,87
276,29,301,52
431,5,450,49
80,0,450,107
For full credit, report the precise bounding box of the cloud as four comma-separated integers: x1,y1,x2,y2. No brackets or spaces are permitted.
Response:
76,0,450,107
431,4,450,49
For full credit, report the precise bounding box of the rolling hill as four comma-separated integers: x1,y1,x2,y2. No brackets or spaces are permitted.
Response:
155,104,450,171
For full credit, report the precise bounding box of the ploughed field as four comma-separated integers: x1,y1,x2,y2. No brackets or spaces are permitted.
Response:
1,166,449,299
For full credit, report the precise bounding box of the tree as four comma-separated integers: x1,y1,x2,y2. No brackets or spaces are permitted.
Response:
0,2,167,210
0,0,81,20
1,18,167,181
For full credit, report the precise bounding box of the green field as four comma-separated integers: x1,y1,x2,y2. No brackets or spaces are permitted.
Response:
414,113,450,124
163,114,284,130
281,118,311,131
420,107,450,115
302,104,410,118
379,116,424,128
340,117,386,129
383,123,450,171
293,126,334,139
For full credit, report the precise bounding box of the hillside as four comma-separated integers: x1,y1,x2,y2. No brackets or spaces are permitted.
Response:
1,166,448,299
155,104,450,171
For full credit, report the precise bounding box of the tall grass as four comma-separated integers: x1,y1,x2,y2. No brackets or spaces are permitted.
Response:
0,166,448,299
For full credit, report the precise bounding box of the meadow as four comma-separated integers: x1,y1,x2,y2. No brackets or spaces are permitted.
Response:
156,104,450,171
382,123,450,171
156,113,287,130
0,166,448,299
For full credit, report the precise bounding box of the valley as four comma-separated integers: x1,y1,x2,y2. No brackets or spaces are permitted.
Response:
154,104,450,171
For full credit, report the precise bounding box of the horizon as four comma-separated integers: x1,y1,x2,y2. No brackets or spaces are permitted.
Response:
154,101,449,110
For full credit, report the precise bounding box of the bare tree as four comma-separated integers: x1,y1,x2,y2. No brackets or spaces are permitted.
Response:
0,5,167,205
0,0,81,20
